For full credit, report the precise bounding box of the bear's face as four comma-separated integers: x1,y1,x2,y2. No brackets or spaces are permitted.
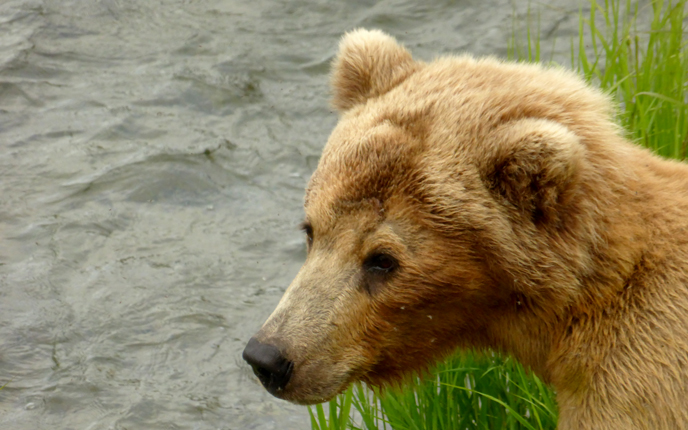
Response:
244,29,615,404
251,115,499,404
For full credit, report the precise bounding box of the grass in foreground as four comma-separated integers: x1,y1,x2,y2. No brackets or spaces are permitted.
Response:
310,352,556,430
311,0,688,429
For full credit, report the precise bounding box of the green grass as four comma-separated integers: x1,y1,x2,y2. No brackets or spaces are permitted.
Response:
311,0,688,428
311,352,557,430
513,0,688,158
576,0,688,157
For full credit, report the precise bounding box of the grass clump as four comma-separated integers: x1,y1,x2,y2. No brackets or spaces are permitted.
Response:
310,0,688,428
577,0,688,157
514,0,688,158
311,352,556,430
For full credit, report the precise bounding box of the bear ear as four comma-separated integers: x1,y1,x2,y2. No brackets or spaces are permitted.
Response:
330,29,416,112
481,119,585,225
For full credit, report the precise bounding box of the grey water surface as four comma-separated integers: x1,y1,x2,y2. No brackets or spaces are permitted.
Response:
0,1,584,428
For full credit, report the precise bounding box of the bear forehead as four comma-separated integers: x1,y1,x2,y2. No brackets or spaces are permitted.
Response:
305,120,430,220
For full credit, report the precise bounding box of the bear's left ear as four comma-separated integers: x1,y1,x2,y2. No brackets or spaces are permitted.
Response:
331,29,417,112
480,118,586,225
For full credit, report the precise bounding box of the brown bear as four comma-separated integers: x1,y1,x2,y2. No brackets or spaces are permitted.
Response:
243,29,688,429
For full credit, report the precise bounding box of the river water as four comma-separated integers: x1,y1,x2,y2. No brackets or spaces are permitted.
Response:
0,1,586,429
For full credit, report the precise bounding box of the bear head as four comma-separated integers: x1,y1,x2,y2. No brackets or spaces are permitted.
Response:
243,28,628,404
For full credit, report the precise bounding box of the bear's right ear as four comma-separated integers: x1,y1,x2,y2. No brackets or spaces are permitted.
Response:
330,29,416,112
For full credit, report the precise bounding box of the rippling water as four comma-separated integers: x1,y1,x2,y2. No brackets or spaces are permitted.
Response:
0,1,582,428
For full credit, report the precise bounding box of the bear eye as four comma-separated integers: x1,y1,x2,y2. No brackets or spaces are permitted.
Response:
364,253,398,274
300,221,313,248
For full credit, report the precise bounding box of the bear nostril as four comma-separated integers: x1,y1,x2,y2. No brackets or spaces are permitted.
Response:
255,365,271,381
242,337,293,394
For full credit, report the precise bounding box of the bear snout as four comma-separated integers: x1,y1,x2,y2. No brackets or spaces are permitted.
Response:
243,337,294,395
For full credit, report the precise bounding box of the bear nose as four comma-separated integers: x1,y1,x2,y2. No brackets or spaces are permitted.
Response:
242,337,293,394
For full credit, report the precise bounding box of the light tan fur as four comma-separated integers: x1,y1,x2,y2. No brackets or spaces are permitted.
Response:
251,29,688,429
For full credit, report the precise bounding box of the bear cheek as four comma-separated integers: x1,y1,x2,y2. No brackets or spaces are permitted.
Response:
359,267,496,385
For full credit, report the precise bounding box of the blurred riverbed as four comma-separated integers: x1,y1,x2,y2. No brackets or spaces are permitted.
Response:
0,1,587,428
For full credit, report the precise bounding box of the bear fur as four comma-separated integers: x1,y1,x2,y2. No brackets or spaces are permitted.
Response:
248,29,688,429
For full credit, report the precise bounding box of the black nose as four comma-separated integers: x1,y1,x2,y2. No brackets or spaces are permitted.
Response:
242,337,293,394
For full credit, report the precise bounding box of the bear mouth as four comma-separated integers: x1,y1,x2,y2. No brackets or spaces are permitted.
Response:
282,362,363,405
